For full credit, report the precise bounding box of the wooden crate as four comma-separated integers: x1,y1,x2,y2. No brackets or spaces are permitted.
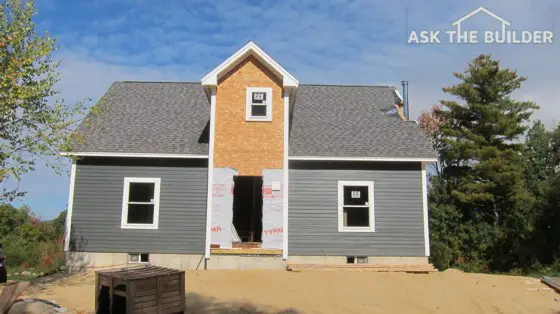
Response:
95,265,185,314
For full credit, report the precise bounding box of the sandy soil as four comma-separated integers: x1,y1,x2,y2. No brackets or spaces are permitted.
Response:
3,269,559,313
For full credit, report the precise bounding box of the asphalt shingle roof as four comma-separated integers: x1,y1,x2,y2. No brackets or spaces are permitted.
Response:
71,82,209,155
71,81,436,159
289,85,437,158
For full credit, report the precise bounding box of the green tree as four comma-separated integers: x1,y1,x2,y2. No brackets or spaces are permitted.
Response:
435,54,538,270
0,0,86,201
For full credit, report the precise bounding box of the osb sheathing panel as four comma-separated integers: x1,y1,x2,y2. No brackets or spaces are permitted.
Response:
214,55,284,176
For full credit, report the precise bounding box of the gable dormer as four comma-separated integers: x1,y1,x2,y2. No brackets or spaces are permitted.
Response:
201,42,298,176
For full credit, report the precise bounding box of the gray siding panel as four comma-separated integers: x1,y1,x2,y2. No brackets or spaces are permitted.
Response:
70,158,208,254
289,161,425,256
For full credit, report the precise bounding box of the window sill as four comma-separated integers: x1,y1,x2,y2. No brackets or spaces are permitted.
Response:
121,224,158,230
338,227,375,233
246,117,272,122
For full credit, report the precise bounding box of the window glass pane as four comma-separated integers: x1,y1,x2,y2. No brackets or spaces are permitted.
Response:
343,186,369,206
129,254,139,263
251,105,267,117
252,92,266,104
127,204,154,224
140,253,149,263
344,207,369,227
129,182,155,202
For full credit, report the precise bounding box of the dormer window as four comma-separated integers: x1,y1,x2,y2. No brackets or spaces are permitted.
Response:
246,87,272,121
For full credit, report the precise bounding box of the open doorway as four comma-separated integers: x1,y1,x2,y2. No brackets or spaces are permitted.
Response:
232,176,263,243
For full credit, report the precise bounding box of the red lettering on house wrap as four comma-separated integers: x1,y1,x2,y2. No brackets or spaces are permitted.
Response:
264,227,283,236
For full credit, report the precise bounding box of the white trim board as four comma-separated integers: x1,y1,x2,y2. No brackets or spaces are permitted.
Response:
421,162,430,256
64,161,77,252
289,156,438,162
201,41,299,88
204,87,217,259
60,152,208,159
282,89,290,260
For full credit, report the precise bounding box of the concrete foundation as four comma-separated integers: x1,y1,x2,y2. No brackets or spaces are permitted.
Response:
65,252,205,272
66,252,428,272
206,255,286,270
288,256,429,265
66,252,285,271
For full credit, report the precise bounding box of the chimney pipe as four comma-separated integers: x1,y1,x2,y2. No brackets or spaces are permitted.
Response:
401,80,409,120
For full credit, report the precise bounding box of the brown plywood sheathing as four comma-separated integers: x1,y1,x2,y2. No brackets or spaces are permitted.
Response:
214,55,284,176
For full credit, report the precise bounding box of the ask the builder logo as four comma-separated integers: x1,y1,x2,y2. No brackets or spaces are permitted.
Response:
407,7,554,44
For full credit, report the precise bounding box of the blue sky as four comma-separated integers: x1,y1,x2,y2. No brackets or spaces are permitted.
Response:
5,0,560,218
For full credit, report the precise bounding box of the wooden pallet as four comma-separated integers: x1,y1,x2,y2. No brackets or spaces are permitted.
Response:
286,263,438,273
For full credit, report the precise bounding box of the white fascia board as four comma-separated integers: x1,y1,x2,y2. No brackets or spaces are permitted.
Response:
60,152,208,159
201,41,299,88
64,161,77,252
288,156,438,162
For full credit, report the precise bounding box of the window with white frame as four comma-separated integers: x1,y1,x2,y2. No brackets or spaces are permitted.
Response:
246,87,272,121
338,181,375,232
121,177,161,229
129,253,149,264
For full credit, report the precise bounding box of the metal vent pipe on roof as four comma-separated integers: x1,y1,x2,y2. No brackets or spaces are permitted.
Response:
401,80,409,120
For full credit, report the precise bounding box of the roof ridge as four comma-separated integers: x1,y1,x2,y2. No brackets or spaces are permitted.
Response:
300,83,396,89
117,81,201,84
115,81,397,89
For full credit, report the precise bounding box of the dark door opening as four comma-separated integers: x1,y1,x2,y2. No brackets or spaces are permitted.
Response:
232,176,263,243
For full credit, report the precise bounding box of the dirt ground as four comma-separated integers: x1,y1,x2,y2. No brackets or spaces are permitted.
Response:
3,269,559,313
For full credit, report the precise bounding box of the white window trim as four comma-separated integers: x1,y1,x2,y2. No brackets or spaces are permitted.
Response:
246,87,272,121
128,253,150,264
121,177,161,230
338,181,375,232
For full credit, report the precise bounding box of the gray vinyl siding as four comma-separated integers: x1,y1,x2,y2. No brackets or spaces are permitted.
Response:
70,158,208,254
289,161,425,256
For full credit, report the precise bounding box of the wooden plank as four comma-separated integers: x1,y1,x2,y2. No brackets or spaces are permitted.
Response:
180,271,186,312
157,274,163,314
161,300,181,310
163,286,180,294
161,295,182,304
162,281,180,288
211,248,282,255
135,294,158,303
135,300,157,309
541,277,560,292
95,273,100,313
162,305,182,314
136,288,157,297
113,289,127,297
127,280,135,314
109,276,114,313
162,290,180,299
136,305,159,313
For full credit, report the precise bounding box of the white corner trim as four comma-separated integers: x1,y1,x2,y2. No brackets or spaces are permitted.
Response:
282,89,290,260
204,87,217,259
60,152,208,159
289,156,438,162
246,87,273,122
201,41,299,87
337,181,375,233
120,177,161,230
421,162,430,256
64,161,77,252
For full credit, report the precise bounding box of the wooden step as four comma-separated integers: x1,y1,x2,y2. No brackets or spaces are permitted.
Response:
286,263,438,273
